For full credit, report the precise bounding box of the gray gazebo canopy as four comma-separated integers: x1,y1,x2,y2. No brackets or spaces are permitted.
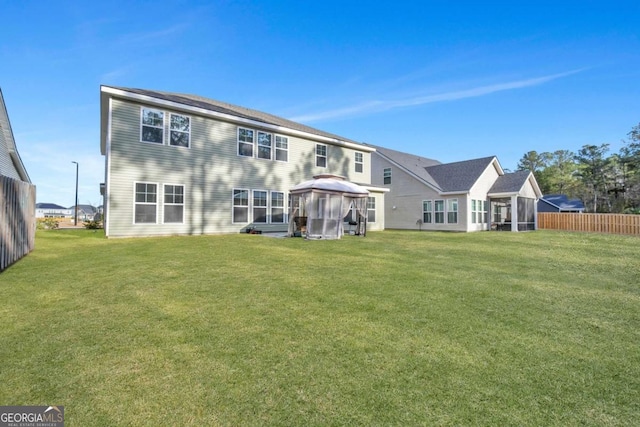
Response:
288,174,369,239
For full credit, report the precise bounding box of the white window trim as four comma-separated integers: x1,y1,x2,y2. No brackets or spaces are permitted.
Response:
383,168,392,185
162,183,185,224
257,131,272,160
434,199,445,224
140,107,164,145
232,188,250,224
275,135,289,163
270,191,286,224
367,196,376,223
316,144,327,168
423,200,433,223
237,127,255,158
252,189,269,224
133,181,159,225
447,198,458,224
169,113,191,149
355,152,364,173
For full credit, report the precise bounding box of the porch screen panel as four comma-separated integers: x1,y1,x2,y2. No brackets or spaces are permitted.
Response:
517,197,536,231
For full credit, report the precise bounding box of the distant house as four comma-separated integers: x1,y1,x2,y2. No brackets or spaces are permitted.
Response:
99,86,387,238
371,146,542,232
36,203,72,218
537,194,585,213
69,204,99,221
0,88,36,271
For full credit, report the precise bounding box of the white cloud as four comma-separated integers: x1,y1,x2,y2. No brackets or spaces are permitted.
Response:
290,69,586,123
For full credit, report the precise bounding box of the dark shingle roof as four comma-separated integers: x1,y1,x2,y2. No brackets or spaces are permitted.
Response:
36,203,67,209
488,170,531,194
425,156,498,192
107,86,360,145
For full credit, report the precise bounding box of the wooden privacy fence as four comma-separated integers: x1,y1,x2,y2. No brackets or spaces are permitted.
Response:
1,174,36,272
538,212,640,235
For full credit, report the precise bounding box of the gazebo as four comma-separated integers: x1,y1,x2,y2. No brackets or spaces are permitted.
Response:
288,175,370,239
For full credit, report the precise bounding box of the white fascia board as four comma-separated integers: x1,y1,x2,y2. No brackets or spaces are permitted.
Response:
488,192,519,198
100,86,375,152
362,185,390,193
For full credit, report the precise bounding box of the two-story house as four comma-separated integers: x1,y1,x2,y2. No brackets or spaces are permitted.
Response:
99,86,387,238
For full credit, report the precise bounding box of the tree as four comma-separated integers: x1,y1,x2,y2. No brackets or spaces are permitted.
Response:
619,123,640,210
574,144,610,212
517,150,552,193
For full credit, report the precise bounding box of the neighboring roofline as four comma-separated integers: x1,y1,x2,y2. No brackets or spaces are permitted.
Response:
100,86,375,155
539,197,585,211
0,88,31,183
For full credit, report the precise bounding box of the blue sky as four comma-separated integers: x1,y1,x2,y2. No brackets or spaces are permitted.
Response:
2,1,639,206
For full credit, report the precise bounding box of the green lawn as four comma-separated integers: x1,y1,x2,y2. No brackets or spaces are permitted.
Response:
1,229,638,426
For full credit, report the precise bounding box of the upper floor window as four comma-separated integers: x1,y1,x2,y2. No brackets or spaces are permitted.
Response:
275,136,288,162
238,128,254,157
447,199,458,224
383,168,391,185
355,152,363,173
164,184,184,223
257,132,272,160
134,182,158,223
169,114,190,148
316,144,327,168
141,108,164,144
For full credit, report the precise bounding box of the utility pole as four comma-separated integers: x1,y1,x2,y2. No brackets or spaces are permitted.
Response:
72,161,79,226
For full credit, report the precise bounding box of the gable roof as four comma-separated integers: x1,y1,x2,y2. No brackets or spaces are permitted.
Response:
373,145,503,193
425,156,499,193
539,194,585,211
488,170,542,198
36,203,68,210
0,88,30,182
100,86,373,154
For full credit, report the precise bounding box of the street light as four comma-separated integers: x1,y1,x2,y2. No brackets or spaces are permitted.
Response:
72,161,79,226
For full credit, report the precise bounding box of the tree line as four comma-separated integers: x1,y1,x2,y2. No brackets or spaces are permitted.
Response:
516,122,640,214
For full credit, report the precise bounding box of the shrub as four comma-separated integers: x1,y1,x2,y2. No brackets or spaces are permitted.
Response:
83,220,103,230
36,218,60,230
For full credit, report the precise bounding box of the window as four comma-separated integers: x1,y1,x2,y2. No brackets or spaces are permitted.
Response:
483,200,488,223
471,200,477,223
238,128,254,157
434,200,445,224
423,200,433,223
447,199,458,223
383,168,391,185
163,185,184,223
275,135,288,162
472,199,485,224
271,191,285,223
257,131,272,160
134,183,157,223
355,152,363,173
169,114,190,147
253,190,268,223
316,144,327,167
233,189,249,223
141,108,164,143
367,196,376,223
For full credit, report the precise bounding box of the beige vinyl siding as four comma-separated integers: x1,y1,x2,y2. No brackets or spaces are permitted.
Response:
105,98,372,237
